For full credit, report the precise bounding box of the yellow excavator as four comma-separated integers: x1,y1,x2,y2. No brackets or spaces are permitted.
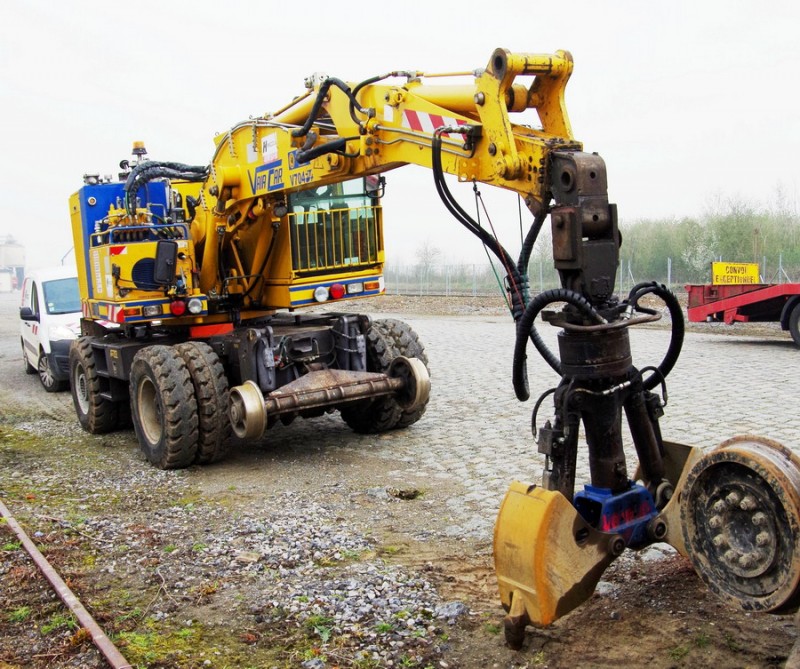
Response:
68,48,800,646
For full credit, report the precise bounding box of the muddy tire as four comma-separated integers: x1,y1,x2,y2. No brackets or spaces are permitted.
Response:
130,345,198,469
789,303,800,348
340,318,429,433
22,340,35,375
38,349,66,393
70,337,119,434
175,342,232,464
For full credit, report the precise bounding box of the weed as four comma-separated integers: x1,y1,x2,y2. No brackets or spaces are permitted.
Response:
375,621,394,633
723,631,741,652
41,612,78,635
669,645,690,661
694,630,710,649
484,622,501,635
163,544,179,553
191,542,207,552
7,605,31,623
531,650,547,666
2,541,21,551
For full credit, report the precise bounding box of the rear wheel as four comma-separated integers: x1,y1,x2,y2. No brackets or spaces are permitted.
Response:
130,346,198,469
22,340,35,375
38,349,66,393
789,303,800,348
175,342,232,464
70,337,118,433
340,318,429,433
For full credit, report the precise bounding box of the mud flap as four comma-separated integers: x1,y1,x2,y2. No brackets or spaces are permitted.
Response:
494,482,624,648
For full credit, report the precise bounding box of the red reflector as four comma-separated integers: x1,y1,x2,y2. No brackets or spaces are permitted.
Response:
190,323,234,338
169,300,187,316
330,283,346,300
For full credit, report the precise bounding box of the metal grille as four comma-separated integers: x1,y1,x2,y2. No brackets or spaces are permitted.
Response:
289,205,381,273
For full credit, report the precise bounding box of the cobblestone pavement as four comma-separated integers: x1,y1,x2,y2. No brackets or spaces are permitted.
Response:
250,312,800,541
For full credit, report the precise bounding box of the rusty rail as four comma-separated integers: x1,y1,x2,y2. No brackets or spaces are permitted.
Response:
0,498,132,669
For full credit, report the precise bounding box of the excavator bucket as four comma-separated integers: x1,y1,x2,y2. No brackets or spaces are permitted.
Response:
494,481,624,648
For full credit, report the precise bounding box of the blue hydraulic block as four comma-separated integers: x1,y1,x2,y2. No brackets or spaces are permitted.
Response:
573,483,659,549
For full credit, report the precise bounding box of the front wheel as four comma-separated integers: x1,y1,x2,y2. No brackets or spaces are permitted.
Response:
340,318,430,433
38,350,66,393
130,346,199,469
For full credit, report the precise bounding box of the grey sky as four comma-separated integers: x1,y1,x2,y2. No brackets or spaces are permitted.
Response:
2,0,798,269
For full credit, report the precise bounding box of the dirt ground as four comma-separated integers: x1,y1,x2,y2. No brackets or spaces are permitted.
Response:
1,292,798,668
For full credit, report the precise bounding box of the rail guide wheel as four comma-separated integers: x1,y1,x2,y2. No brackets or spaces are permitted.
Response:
680,435,800,613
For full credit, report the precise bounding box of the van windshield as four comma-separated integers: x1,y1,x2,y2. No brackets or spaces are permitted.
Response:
43,277,80,315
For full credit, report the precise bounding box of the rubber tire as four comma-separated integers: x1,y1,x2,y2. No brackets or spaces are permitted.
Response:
130,345,198,470
22,340,36,375
340,318,429,434
175,342,232,465
38,349,66,393
70,336,119,434
789,303,800,348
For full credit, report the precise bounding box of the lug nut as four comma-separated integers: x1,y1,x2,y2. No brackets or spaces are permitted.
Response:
752,512,768,526
739,553,756,569
740,495,758,511
756,531,772,547
724,549,738,564
712,500,727,514
708,515,723,529
712,534,727,548
726,491,742,507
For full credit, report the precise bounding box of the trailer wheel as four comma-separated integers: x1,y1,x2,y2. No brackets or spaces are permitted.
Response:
70,337,118,434
789,303,800,348
175,342,232,464
340,318,430,433
130,346,198,469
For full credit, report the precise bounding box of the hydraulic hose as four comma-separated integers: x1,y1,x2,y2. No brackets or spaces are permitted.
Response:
292,78,367,139
512,288,604,401
431,131,527,320
626,282,684,390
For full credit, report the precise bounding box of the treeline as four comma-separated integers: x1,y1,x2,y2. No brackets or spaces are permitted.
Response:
616,195,800,285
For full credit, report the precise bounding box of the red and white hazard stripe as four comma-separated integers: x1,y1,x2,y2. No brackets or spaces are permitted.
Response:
401,110,468,136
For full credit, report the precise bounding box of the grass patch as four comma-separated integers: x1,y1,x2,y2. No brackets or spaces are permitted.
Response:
7,606,32,623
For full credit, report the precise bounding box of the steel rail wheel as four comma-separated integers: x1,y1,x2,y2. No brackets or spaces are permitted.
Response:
680,435,800,613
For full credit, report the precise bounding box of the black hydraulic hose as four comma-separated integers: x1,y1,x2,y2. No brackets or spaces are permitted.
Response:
295,137,348,164
516,204,548,278
512,288,604,401
430,132,526,320
625,282,684,390
124,162,208,216
292,78,367,139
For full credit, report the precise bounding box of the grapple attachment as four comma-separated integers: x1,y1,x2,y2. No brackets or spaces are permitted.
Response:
494,481,624,648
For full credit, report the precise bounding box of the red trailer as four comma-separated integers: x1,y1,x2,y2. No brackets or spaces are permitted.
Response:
686,282,800,347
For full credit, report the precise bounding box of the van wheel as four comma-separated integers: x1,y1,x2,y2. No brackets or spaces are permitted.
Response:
70,337,118,433
38,349,66,393
130,346,198,469
22,341,35,375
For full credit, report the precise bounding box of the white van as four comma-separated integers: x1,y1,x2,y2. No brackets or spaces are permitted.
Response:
20,265,81,392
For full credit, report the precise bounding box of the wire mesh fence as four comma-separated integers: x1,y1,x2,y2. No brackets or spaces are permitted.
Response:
384,259,695,298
